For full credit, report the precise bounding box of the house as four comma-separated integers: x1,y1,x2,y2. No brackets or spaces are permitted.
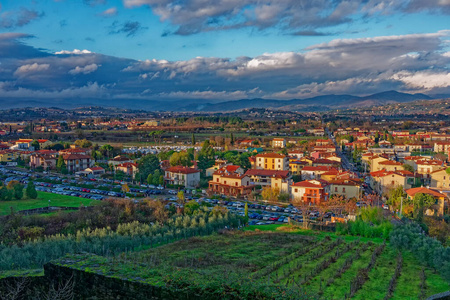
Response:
369,155,390,172
59,148,91,156
208,165,252,197
164,166,200,188
405,187,446,217
115,162,139,178
84,166,105,177
370,170,414,195
312,158,340,168
108,155,134,166
289,160,308,175
255,153,289,171
0,150,16,162
272,138,286,148
244,169,290,187
63,154,94,173
29,153,57,170
430,169,450,190
288,150,304,159
291,180,330,204
329,179,362,200
434,142,450,153
379,140,392,148
315,139,332,146
377,160,404,172
301,166,338,180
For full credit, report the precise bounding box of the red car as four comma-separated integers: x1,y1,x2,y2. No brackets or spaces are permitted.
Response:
269,216,279,221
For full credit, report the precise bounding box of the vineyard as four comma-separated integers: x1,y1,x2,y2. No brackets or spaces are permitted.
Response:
46,228,449,299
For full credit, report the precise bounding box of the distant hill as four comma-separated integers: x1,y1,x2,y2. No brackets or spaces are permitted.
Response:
0,91,444,112
179,91,434,112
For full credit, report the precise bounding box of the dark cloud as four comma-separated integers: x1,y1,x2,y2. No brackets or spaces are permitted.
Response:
109,21,147,37
0,7,44,29
123,0,450,35
0,31,448,101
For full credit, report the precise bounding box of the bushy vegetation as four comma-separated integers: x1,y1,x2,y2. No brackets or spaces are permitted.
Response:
390,222,450,283
336,207,393,239
0,211,241,270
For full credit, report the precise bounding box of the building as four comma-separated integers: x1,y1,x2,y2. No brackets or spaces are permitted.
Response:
301,166,338,180
430,169,450,190
29,153,57,170
434,142,450,153
377,160,404,172
272,138,286,148
289,160,308,175
84,167,105,177
255,153,289,171
108,155,134,166
291,180,330,204
63,154,94,173
164,166,200,188
208,165,252,197
370,170,414,195
329,179,362,200
288,150,304,159
244,169,290,187
115,162,139,178
405,187,446,217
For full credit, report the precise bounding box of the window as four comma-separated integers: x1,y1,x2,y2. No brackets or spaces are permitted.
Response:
217,178,219,182
235,182,238,186
224,181,227,184
294,188,298,192
335,187,338,192
343,188,346,192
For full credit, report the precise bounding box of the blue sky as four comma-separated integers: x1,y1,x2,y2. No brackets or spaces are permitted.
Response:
0,0,449,104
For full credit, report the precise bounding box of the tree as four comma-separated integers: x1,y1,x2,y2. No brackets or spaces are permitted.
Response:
192,133,196,145
74,139,92,148
56,155,68,174
152,170,161,186
177,190,185,205
25,180,38,199
413,193,436,222
169,151,192,167
147,174,153,185
122,184,130,193
184,200,200,215
31,140,40,151
137,154,160,181
402,164,414,173
147,200,168,224
261,187,280,202
159,175,164,186
387,185,406,212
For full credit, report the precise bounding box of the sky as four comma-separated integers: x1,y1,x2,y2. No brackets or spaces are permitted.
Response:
0,0,449,106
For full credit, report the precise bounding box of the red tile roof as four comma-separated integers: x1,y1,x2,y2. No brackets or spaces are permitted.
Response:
256,153,286,158
292,180,330,188
245,169,289,179
165,166,200,174
405,187,445,198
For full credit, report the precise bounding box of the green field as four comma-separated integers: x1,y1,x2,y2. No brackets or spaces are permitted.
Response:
0,191,102,215
49,227,449,299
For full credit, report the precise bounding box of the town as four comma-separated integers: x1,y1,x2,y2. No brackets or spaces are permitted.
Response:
0,106,449,299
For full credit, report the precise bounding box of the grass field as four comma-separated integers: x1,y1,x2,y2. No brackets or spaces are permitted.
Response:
0,191,102,215
49,226,449,299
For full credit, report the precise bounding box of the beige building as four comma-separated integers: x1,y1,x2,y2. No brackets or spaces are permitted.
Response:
329,179,362,200
272,138,286,148
377,160,404,172
430,169,450,190
164,166,200,188
209,165,252,197
370,170,414,195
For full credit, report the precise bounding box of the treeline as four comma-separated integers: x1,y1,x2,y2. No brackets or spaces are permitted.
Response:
0,212,241,270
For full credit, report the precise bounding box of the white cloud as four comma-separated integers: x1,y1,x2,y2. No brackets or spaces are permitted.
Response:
391,71,450,90
55,49,92,55
14,63,49,76
69,63,99,75
100,7,118,16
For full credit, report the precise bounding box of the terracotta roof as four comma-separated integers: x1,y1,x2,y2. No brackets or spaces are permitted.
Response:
405,187,445,198
378,160,402,165
165,166,200,174
87,167,104,171
256,153,286,158
292,180,329,188
62,154,91,160
245,169,289,179
416,160,442,166
117,162,138,168
302,166,337,172
329,179,361,186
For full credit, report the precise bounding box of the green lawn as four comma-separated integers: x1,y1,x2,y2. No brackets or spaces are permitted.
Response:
0,191,102,215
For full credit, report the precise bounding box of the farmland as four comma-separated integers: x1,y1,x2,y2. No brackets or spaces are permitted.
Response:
47,227,449,299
